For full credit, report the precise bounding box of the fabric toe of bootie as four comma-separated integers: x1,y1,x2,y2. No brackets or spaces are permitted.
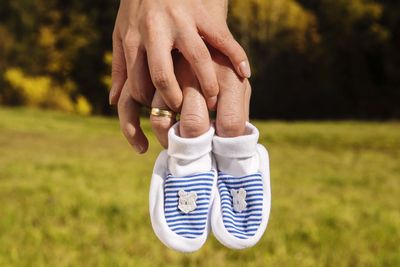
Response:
163,171,216,240
217,171,265,240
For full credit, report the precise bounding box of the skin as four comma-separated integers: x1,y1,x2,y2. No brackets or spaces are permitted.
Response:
113,0,251,152
150,48,251,149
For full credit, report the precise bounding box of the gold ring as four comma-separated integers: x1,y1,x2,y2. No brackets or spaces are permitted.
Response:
151,108,175,118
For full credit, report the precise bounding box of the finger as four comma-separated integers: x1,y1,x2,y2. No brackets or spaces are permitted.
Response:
117,84,149,153
174,55,210,138
244,79,251,121
122,32,155,107
176,31,219,100
206,95,218,111
215,64,247,137
150,91,176,149
197,12,251,78
180,84,210,138
129,49,155,107
110,35,127,105
146,37,183,112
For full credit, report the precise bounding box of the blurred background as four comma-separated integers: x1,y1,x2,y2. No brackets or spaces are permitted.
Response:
0,0,399,266
1,0,399,119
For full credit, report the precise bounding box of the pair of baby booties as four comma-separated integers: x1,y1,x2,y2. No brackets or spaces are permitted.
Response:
149,122,271,252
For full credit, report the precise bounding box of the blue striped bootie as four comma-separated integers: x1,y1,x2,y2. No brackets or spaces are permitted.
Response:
211,123,271,249
149,124,216,253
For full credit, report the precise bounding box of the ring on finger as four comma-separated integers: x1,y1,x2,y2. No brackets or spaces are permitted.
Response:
150,108,176,118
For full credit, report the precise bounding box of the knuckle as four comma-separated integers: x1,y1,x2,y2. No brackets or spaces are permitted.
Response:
203,81,219,97
213,30,232,47
132,88,153,107
112,60,126,77
122,31,140,51
151,70,171,90
180,113,208,137
141,13,162,38
217,113,245,137
181,112,203,126
122,31,133,44
121,122,135,139
189,46,210,64
143,12,158,29
150,115,173,131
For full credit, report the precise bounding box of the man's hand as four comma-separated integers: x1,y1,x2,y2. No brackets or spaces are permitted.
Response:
149,48,251,149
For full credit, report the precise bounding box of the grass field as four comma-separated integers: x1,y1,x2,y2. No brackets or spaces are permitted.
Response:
0,107,399,267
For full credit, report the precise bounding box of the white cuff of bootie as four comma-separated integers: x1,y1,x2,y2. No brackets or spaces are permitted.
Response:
213,122,260,176
167,122,214,177
213,122,259,158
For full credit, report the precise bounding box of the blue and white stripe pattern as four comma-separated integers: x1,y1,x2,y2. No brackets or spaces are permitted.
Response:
164,170,215,239
218,172,264,239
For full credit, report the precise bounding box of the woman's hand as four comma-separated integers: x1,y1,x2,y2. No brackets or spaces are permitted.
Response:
110,0,250,109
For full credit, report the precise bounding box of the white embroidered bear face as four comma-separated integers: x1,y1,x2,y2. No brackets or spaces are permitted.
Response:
231,188,247,213
178,189,197,214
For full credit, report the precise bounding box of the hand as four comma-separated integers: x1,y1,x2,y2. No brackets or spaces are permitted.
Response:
150,48,251,149
113,0,250,153
150,51,210,148
111,0,250,109
212,47,251,138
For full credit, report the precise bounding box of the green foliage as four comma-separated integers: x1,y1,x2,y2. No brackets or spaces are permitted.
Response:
230,0,320,53
3,68,92,114
228,0,400,119
0,0,116,114
0,0,399,118
4,68,52,107
0,107,399,266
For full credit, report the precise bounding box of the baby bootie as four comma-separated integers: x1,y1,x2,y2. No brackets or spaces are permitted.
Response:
149,123,217,252
211,122,271,249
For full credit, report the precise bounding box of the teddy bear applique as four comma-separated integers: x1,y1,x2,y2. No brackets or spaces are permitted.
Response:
230,188,247,213
178,189,198,214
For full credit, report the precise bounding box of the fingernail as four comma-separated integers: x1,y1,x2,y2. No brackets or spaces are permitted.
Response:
109,87,116,105
239,61,251,78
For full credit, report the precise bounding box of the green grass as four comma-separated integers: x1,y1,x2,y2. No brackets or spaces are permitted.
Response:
0,107,399,267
